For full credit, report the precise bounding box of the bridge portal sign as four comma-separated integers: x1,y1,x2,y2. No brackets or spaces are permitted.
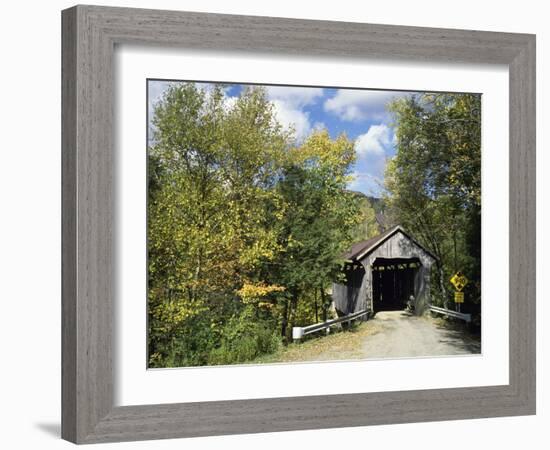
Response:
450,271,469,292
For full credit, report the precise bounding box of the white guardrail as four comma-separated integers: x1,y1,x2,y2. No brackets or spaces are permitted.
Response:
429,305,471,323
292,309,369,342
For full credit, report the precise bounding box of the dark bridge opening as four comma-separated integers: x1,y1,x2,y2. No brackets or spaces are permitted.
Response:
372,257,420,312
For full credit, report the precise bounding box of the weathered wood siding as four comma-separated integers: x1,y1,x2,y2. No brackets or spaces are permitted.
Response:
333,230,435,316
333,266,369,315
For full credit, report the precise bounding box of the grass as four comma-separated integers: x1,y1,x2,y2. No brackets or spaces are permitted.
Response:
253,320,383,364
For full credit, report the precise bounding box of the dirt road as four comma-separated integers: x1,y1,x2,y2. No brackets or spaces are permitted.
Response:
361,310,480,359
257,309,480,364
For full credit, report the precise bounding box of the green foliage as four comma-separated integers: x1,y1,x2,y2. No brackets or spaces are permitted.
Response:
147,83,367,367
208,307,281,365
384,93,481,315
269,131,362,340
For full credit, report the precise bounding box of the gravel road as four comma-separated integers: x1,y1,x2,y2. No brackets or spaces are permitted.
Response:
361,310,480,359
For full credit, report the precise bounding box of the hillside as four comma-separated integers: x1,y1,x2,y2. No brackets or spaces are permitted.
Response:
347,190,393,236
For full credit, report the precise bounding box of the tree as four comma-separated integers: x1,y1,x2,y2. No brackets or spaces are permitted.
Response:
385,93,481,309
270,130,362,340
147,84,291,366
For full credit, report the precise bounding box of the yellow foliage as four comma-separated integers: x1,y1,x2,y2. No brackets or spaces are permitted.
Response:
236,282,285,304
150,299,205,331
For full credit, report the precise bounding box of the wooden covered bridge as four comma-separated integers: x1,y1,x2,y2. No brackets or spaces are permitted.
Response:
332,225,437,318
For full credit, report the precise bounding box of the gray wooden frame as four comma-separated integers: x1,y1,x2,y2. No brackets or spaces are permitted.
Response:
62,5,536,444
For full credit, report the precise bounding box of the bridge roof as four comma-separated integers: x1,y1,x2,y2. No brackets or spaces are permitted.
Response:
343,225,437,262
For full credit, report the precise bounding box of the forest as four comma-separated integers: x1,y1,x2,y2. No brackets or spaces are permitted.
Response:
147,83,481,368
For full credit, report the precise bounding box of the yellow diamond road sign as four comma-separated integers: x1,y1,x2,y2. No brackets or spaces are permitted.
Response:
450,271,469,292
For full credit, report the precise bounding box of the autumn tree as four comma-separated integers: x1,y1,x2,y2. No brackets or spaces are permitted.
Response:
148,84,290,366
270,131,362,340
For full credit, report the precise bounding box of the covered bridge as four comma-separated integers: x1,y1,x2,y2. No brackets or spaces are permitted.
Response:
332,225,437,317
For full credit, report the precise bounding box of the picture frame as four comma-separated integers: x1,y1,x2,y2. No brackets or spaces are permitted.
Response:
61,4,536,444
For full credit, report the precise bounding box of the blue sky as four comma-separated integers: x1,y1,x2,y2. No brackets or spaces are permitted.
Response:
148,80,413,197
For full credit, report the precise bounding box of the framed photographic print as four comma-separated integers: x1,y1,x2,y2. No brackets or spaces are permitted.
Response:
62,5,536,444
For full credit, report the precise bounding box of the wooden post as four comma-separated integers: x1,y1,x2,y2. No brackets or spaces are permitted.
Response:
292,326,303,343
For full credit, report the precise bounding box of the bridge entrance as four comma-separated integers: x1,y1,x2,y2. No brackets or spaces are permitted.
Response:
372,257,421,312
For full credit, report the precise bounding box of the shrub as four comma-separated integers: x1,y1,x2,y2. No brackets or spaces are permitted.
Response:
208,310,281,365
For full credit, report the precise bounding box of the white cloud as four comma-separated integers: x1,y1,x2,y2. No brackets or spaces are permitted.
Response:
355,124,393,156
313,121,326,131
324,90,402,122
349,124,395,196
348,171,385,195
223,95,238,112
265,86,323,107
265,86,324,141
348,170,365,190
270,99,312,141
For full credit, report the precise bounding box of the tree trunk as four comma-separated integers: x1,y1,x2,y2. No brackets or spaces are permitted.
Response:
288,291,298,342
320,287,328,322
453,225,458,272
437,261,448,308
314,288,319,323
281,299,289,343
